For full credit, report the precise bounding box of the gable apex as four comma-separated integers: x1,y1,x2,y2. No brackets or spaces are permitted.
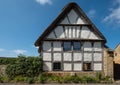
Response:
35,2,106,46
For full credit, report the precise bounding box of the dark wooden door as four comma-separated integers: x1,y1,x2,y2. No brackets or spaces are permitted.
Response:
114,63,120,80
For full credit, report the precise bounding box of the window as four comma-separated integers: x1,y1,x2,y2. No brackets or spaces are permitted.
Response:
73,42,81,50
63,42,71,51
83,62,92,71
53,62,61,71
115,53,117,56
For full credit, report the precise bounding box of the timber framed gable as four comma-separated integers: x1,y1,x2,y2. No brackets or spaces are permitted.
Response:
35,2,106,46
35,2,106,72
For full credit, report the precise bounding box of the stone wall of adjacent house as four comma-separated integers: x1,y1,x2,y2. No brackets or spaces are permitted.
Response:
0,65,7,76
103,48,114,78
114,44,120,57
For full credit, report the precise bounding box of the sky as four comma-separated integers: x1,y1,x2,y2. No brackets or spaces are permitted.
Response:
0,0,120,57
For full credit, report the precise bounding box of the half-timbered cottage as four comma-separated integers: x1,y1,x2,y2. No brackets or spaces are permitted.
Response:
35,2,113,78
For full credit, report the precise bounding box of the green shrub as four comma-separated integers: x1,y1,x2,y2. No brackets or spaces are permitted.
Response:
80,76,88,83
71,75,81,83
2,76,9,83
62,75,71,83
6,64,16,80
0,75,4,83
14,76,26,83
25,77,34,84
80,76,97,83
37,74,46,83
0,57,16,65
96,72,102,80
5,55,42,80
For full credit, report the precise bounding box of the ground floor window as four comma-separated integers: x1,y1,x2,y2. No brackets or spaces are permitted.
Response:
83,62,92,71
53,62,61,71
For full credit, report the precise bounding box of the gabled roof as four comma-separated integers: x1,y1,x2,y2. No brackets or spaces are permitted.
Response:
35,2,106,46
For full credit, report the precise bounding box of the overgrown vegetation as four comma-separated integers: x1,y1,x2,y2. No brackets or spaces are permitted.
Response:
0,57,16,65
5,55,42,80
34,73,113,84
0,55,113,84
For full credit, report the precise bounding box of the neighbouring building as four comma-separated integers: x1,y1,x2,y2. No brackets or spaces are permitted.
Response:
114,43,120,79
35,2,114,78
114,43,120,58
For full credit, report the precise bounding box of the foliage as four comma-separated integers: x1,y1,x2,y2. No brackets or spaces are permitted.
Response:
95,72,102,82
14,76,26,83
25,77,34,84
96,72,102,80
5,55,42,80
3,55,113,84
36,73,103,83
0,75,9,83
0,57,16,65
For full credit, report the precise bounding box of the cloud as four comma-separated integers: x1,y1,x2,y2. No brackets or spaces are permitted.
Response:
88,9,96,18
0,48,5,52
35,0,52,5
103,0,120,23
13,50,27,54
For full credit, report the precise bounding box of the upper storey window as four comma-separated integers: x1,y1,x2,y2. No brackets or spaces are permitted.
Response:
73,42,81,51
63,42,71,51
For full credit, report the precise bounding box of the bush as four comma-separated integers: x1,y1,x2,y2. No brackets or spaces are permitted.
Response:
5,55,42,79
0,57,16,65
25,77,34,84
0,75,4,83
37,74,48,83
0,75,9,83
80,76,98,83
14,76,26,83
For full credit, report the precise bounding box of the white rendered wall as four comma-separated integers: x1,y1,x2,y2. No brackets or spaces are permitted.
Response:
76,17,86,24
65,26,68,38
94,42,102,51
54,26,65,38
60,9,86,24
43,42,51,51
63,53,72,61
84,53,92,61
76,26,80,38
94,63,102,71
60,17,69,24
74,63,82,71
53,53,62,61
89,32,99,39
64,26,80,38
68,9,78,24
47,26,100,39
73,27,76,38
47,32,56,39
73,53,82,61
81,26,90,39
93,53,102,61
84,42,92,51
64,63,72,71
53,42,62,51
68,27,72,38
43,62,52,71
43,52,51,61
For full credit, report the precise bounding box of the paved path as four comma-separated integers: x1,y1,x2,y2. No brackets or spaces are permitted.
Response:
0,83,119,85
